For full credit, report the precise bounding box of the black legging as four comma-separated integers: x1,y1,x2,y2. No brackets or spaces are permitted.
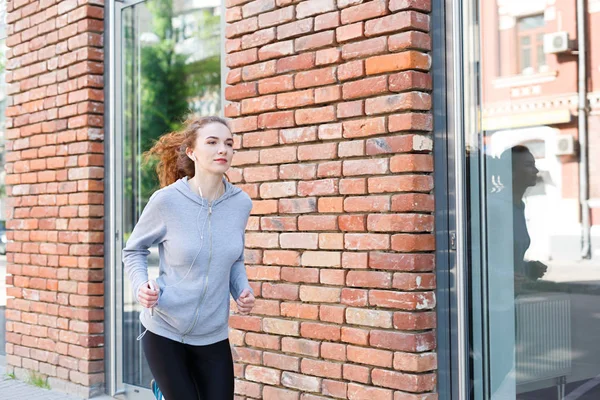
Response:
141,328,234,400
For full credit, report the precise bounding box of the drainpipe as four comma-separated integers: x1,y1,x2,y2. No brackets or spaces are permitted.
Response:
577,0,591,259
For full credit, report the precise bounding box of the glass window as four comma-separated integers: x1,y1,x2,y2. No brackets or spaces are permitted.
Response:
118,0,223,389
469,1,600,399
516,14,546,73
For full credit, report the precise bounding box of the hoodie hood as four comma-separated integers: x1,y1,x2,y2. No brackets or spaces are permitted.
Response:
173,176,242,206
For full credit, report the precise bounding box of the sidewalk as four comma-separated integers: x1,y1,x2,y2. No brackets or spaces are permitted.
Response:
0,358,83,399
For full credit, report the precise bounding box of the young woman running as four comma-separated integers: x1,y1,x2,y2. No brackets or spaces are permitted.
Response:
122,116,255,400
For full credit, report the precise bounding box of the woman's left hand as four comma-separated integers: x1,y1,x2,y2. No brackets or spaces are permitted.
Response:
236,289,255,315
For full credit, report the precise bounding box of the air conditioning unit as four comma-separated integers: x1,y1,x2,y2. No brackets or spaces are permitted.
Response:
544,32,575,54
554,134,576,156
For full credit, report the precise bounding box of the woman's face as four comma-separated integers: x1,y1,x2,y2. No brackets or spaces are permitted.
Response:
513,150,539,189
188,122,234,176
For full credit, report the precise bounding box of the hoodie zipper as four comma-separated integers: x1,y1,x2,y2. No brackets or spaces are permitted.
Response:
181,201,214,343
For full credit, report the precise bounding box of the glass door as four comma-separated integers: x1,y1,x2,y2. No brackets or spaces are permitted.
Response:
107,0,223,396
458,0,600,399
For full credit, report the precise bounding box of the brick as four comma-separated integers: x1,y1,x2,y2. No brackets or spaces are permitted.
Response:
320,233,344,250
280,126,318,144
343,159,388,176
277,52,316,73
235,380,262,398
241,94,277,114
301,322,341,341
321,342,347,361
263,386,300,400
318,123,343,140
389,31,432,52
295,67,337,89
347,383,393,400
299,285,341,303
280,232,319,249
259,6,295,28
245,332,281,350
298,215,338,231
338,60,364,81
301,358,342,379
370,330,436,352
260,181,297,198
369,252,435,271
263,317,300,336
318,197,344,213
297,0,336,19
278,18,314,40
347,345,393,367
342,37,387,60
259,40,295,60
338,140,365,158
259,74,294,94
281,302,320,320
343,364,370,384
344,196,390,212
277,89,315,109
342,117,386,138
315,11,341,31
368,175,433,193
391,193,434,212
259,111,296,129
282,371,322,392
225,82,258,101
296,31,335,52
226,17,258,38
393,351,437,372
339,214,366,231
390,0,432,12
228,48,259,68
371,369,436,392
281,267,320,283
246,365,281,385
279,197,317,213
392,272,436,290
315,85,341,104
298,143,337,161
242,0,276,18
246,232,280,248
242,60,277,81
242,27,276,49
341,0,388,24
393,311,436,330
342,76,388,99
365,92,431,115
296,106,336,125
369,290,436,310
263,250,301,265
243,131,279,149
365,11,429,37
282,337,321,357
336,22,364,43
367,213,434,232
317,160,342,178
366,51,431,75
261,217,298,231
280,163,318,180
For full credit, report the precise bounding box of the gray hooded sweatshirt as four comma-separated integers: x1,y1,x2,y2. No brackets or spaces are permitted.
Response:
122,176,253,345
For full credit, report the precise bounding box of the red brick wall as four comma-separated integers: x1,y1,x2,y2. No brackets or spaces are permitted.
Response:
224,0,437,399
4,0,105,397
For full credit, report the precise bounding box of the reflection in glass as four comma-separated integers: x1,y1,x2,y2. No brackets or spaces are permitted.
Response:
120,0,222,388
471,0,600,399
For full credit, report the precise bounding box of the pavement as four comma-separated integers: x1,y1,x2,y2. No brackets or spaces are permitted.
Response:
0,357,84,399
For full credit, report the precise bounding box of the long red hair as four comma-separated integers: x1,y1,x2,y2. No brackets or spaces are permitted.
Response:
144,115,230,188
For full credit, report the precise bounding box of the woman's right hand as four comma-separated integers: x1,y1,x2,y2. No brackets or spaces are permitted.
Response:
138,280,159,308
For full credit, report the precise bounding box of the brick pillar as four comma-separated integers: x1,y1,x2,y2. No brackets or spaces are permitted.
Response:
225,0,437,398
4,0,105,397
